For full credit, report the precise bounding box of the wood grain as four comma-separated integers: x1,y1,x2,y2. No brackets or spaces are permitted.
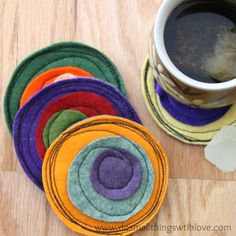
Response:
0,173,235,236
0,0,235,235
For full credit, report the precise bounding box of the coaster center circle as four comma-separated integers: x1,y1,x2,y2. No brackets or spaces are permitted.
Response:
98,156,132,189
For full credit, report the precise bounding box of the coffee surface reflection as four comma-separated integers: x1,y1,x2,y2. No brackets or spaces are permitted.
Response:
164,0,236,83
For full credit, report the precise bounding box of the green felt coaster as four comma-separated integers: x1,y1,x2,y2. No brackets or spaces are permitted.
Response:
43,110,87,148
67,136,154,222
4,41,127,133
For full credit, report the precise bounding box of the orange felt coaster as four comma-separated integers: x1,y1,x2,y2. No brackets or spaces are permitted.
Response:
20,66,93,106
42,116,169,236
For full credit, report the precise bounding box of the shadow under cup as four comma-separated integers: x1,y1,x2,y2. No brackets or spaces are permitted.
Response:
149,0,236,109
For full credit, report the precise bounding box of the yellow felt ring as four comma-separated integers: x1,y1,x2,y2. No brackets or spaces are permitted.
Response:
42,116,169,236
141,57,236,145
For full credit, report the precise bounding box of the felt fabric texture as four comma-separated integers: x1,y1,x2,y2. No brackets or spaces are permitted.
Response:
94,150,134,189
141,58,236,145
155,81,230,126
13,78,141,190
42,116,169,236
90,147,142,199
53,73,77,82
36,90,118,159
20,66,93,106
67,136,154,222
43,110,87,148
4,41,127,133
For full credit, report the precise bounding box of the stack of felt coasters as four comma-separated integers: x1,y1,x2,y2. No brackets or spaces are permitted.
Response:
141,58,236,145
4,42,169,235
13,78,142,189
5,42,127,133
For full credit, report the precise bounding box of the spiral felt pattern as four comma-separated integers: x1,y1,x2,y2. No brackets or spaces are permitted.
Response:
141,58,236,145
35,89,118,159
4,41,127,133
13,79,141,190
42,116,169,236
67,136,154,222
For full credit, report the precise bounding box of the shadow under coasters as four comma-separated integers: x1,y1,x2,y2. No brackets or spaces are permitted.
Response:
4,41,127,133
13,78,141,190
141,58,236,145
42,116,169,236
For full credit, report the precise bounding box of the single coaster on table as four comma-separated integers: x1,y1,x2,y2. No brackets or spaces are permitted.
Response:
13,78,141,190
42,116,169,236
4,41,127,133
141,58,236,145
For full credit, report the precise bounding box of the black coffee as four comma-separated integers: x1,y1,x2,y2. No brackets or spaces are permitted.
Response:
164,0,236,83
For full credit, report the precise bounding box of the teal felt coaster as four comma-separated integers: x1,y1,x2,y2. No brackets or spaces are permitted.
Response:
67,136,154,222
4,41,127,133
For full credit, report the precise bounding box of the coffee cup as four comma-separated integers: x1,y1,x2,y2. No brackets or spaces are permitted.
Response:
149,0,236,108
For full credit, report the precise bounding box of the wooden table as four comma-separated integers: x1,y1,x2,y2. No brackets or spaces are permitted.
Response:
0,0,235,235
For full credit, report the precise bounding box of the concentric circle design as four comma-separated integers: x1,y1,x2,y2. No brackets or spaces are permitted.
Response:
13,78,141,190
5,42,170,236
67,136,154,222
141,58,236,145
42,116,169,235
36,90,118,159
20,66,93,106
4,41,127,133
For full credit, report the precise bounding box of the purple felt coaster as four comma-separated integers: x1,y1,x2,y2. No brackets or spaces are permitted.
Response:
155,81,230,126
13,78,141,190
90,148,142,200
